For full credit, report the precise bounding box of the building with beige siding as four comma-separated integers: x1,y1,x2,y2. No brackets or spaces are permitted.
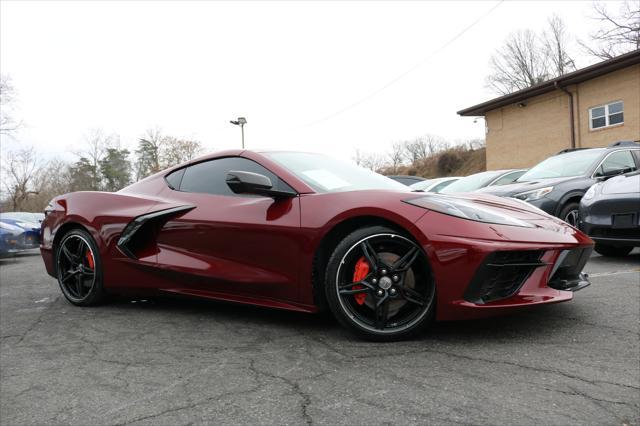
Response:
458,50,640,170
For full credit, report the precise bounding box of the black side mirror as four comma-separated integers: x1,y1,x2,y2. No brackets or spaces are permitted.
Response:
226,171,297,199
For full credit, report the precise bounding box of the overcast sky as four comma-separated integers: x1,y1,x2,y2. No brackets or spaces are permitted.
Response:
1,0,602,161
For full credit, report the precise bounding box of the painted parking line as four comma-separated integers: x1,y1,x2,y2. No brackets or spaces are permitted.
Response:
587,269,640,278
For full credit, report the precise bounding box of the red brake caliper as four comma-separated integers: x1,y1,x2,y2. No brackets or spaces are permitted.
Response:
352,257,370,305
85,250,95,269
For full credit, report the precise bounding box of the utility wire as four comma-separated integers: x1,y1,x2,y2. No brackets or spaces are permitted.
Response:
303,0,505,128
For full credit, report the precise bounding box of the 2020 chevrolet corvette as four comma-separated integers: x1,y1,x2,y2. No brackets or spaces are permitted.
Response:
40,150,594,340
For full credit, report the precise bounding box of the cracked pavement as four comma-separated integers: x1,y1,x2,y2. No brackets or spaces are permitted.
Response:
1,249,639,425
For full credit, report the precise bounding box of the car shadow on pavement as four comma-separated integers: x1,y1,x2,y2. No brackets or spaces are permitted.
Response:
103,291,577,347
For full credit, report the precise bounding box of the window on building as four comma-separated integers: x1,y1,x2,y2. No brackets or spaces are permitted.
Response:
589,101,624,130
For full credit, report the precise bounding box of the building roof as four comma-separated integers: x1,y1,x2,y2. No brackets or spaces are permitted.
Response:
458,49,640,117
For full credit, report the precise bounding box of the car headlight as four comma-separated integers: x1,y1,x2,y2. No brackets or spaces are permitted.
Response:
513,186,554,202
404,195,534,228
583,185,597,200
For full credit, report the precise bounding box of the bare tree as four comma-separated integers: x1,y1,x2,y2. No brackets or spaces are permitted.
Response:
353,149,386,172
74,128,117,190
161,137,203,168
403,134,446,163
543,14,576,76
0,75,22,135
135,127,164,180
581,1,640,60
486,15,577,95
387,142,406,174
24,159,73,211
487,30,550,95
1,147,40,211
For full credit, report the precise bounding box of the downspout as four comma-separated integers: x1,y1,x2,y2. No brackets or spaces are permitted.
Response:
554,81,576,149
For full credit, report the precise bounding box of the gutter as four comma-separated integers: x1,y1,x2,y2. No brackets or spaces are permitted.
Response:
554,81,576,149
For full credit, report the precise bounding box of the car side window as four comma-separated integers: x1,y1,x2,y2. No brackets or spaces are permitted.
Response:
165,168,185,189
594,150,637,177
177,157,294,196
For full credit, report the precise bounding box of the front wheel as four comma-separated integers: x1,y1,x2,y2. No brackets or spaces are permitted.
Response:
324,226,436,341
559,202,580,227
594,244,633,257
55,228,107,306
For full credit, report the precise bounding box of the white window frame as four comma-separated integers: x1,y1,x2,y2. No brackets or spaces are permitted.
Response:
589,101,624,130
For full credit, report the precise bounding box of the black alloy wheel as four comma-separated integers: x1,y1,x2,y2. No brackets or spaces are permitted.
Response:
325,226,436,341
560,202,580,227
56,229,106,306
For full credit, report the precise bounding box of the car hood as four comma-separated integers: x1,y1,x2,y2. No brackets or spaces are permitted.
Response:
476,177,576,196
600,173,640,194
406,191,575,232
0,222,23,235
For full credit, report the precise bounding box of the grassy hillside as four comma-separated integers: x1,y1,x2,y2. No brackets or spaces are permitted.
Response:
384,146,486,178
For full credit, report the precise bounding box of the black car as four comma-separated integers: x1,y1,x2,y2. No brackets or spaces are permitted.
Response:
478,141,640,226
579,172,640,257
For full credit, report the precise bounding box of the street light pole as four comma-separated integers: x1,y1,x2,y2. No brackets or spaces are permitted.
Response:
230,117,247,149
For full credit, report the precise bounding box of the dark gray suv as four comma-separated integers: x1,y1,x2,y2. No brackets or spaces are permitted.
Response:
478,141,640,226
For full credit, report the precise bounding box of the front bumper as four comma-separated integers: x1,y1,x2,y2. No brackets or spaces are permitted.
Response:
416,211,594,321
579,195,640,247
435,246,592,321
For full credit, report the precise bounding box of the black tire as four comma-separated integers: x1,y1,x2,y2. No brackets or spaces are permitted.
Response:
324,226,436,341
55,228,107,306
559,202,580,227
594,244,633,257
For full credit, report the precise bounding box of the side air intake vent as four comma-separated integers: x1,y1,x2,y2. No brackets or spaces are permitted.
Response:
548,247,592,292
464,250,548,304
117,205,195,259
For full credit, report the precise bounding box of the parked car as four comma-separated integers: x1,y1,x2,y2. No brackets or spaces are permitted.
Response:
478,141,640,226
579,172,640,257
0,213,41,249
0,222,22,257
410,177,461,193
387,175,425,186
40,150,593,341
1,211,45,224
439,169,527,194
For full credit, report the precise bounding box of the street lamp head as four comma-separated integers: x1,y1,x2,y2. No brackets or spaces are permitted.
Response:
230,117,247,126
229,116,247,149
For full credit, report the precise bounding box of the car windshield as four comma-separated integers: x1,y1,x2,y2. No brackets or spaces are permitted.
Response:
439,171,505,193
264,152,408,193
518,149,603,181
410,179,438,190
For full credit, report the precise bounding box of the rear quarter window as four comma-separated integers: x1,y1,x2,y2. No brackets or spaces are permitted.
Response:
165,168,185,190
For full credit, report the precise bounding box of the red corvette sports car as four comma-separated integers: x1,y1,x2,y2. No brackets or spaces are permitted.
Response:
40,150,593,340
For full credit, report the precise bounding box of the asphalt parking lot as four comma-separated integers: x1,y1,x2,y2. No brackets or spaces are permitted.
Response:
1,250,638,425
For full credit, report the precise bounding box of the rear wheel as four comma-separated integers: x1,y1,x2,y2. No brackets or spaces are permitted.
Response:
55,228,106,306
324,226,435,341
594,244,633,257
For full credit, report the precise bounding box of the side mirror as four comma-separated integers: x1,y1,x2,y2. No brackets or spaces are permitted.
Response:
226,171,297,199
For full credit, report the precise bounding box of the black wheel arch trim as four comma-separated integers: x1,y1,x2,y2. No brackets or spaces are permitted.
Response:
555,191,586,216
